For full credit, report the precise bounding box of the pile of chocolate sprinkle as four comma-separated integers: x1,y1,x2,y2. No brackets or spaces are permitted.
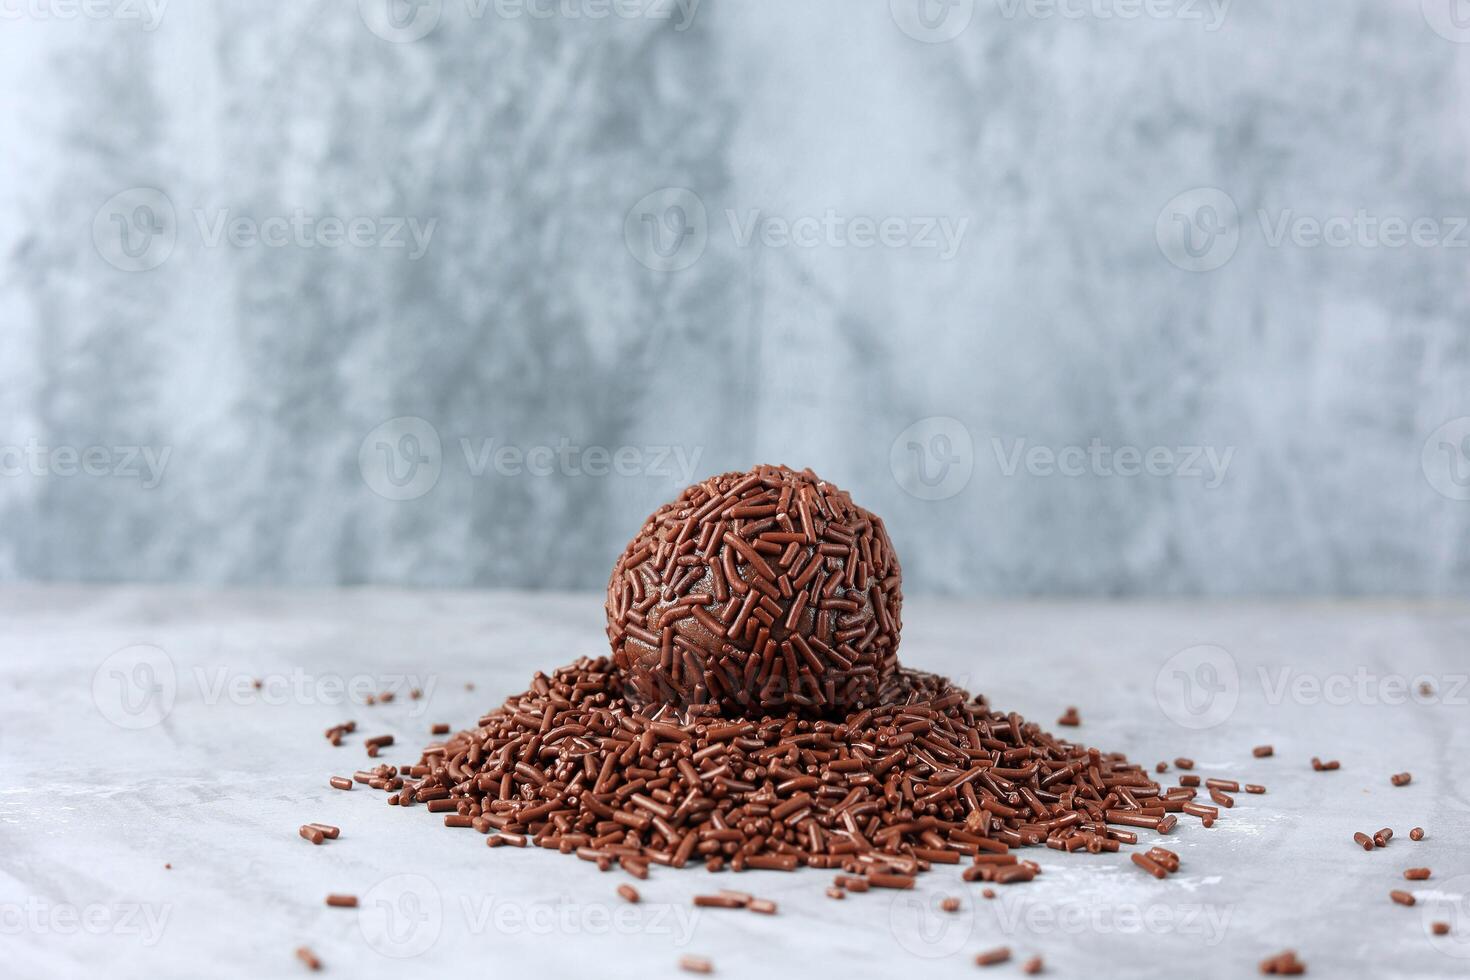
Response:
368,656,1186,879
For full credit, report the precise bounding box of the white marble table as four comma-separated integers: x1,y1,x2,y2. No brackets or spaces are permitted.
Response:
2,587,1467,978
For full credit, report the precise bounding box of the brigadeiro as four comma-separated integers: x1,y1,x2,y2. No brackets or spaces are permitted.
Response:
605,464,903,717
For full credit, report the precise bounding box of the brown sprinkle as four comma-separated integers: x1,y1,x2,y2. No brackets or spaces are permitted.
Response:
298,825,325,845
747,898,778,915
1174,758,1194,770
325,894,358,908
307,823,340,839
1404,868,1431,880
1390,890,1416,906
295,947,322,971
617,884,640,903
1259,950,1305,975
1252,745,1273,758
431,723,451,735
1353,832,1374,851
1022,955,1044,975
1432,921,1450,936
679,955,714,974
1311,757,1339,771
329,776,353,791
1409,827,1425,841
982,888,996,899
940,896,961,913
1391,772,1412,787
825,886,845,900
975,947,1012,967
1374,828,1394,847
1244,784,1265,794
1056,706,1080,726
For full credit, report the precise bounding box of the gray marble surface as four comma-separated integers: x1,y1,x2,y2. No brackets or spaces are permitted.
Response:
3,1,1470,595
2,585,1467,978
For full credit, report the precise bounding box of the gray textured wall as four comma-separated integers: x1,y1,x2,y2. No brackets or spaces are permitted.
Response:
2,0,1468,595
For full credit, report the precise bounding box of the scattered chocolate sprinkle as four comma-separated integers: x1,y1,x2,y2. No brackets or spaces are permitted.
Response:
1155,762,1168,773
307,823,340,839
1056,706,1080,727
982,888,996,899
1432,921,1450,936
1245,784,1265,794
747,898,777,914
1252,745,1273,758
295,946,321,971
1022,955,1044,974
1404,868,1430,880
617,883,640,903
1390,889,1415,906
940,896,961,912
1374,828,1393,848
1259,950,1305,975
975,947,1012,967
329,776,352,791
325,894,357,908
1174,758,1194,770
825,886,845,899
1390,772,1412,787
1409,827,1425,841
1353,832,1374,851
299,825,325,845
1311,757,1339,772
679,954,713,974
1179,775,1201,788
431,723,451,735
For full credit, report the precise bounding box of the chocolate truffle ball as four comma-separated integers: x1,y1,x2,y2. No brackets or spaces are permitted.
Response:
606,464,903,717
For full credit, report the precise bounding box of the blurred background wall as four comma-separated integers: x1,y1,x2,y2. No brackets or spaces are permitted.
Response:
1,0,1468,595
